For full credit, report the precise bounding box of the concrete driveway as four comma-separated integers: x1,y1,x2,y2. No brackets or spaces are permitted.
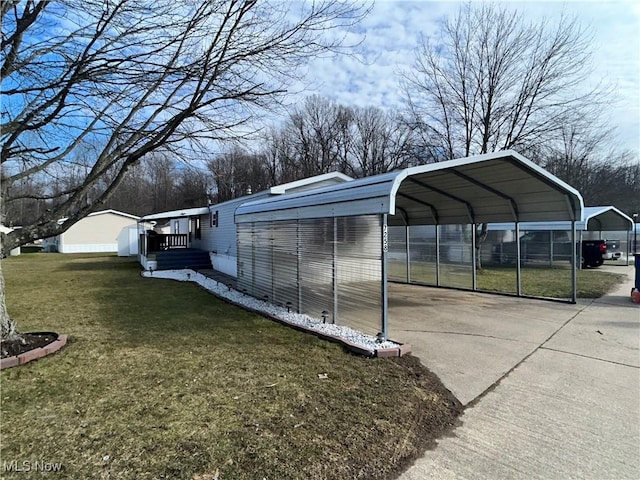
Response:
390,265,640,479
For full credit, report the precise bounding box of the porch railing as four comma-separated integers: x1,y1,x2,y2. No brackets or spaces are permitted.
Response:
141,232,189,254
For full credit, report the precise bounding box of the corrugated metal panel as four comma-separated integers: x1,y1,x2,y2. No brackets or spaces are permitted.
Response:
299,218,335,320
237,223,253,295
237,176,396,223
236,216,382,336
236,151,584,225
336,215,382,336
272,221,300,310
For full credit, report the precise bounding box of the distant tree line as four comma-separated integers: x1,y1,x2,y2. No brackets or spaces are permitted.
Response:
3,92,638,225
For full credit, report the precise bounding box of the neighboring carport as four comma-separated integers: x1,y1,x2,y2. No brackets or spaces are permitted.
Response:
487,205,634,266
581,206,634,264
234,150,584,340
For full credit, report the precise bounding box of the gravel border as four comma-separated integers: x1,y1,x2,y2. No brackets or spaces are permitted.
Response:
141,269,407,356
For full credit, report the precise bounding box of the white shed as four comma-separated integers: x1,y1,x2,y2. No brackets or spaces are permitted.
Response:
44,210,140,254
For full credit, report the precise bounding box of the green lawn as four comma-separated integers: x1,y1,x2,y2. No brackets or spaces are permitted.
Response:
389,261,624,299
1,254,461,480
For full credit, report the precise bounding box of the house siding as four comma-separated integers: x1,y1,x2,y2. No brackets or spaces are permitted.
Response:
59,212,138,254
206,192,270,276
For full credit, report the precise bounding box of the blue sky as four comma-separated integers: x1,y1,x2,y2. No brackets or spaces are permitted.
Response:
291,0,640,154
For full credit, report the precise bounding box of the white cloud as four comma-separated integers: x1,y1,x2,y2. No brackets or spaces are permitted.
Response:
287,0,640,154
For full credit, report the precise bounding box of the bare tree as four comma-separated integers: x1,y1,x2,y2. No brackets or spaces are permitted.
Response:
400,3,604,268
208,147,270,202
401,3,603,158
264,96,419,182
544,140,640,216
348,106,417,177
1,0,369,340
282,95,353,178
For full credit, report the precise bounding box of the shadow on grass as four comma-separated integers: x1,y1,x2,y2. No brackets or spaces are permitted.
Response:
2,254,464,480
53,257,322,351
55,254,139,271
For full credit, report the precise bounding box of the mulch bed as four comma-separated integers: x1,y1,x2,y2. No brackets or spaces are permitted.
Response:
1,332,58,358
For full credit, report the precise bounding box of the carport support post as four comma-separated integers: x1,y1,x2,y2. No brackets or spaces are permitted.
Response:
571,220,577,303
626,229,631,266
381,214,389,340
515,222,522,296
297,220,302,313
471,223,477,290
578,229,583,270
405,224,410,283
333,217,338,324
435,225,441,286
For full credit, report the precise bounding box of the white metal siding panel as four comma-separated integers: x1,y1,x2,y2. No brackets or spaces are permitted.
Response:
213,201,242,258
62,213,136,244
60,212,138,253
61,243,118,253
199,213,215,247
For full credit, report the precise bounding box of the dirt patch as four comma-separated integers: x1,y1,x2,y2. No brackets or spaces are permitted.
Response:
1,332,58,358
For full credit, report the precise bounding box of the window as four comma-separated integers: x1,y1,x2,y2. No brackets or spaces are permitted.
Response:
210,210,218,227
194,217,201,240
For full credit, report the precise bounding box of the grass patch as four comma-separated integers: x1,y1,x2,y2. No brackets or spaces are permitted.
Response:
1,254,462,480
389,261,624,299
476,266,624,298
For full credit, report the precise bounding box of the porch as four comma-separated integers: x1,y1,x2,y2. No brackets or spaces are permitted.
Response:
138,206,211,271
139,233,189,255
139,232,211,271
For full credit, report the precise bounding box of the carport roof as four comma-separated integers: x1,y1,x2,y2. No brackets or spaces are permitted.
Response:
235,151,584,225
488,206,634,232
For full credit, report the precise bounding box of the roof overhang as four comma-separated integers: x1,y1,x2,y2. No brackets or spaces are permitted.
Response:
140,206,209,222
269,171,352,194
235,151,584,225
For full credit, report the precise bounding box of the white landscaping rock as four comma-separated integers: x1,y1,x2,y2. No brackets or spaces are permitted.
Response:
142,269,400,353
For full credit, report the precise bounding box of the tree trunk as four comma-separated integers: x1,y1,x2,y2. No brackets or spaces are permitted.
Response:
0,259,19,341
475,223,489,271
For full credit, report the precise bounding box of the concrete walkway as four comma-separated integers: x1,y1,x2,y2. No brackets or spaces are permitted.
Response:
391,264,640,479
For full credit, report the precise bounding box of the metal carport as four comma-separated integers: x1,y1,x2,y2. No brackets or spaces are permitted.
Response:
235,150,584,340
488,205,634,264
